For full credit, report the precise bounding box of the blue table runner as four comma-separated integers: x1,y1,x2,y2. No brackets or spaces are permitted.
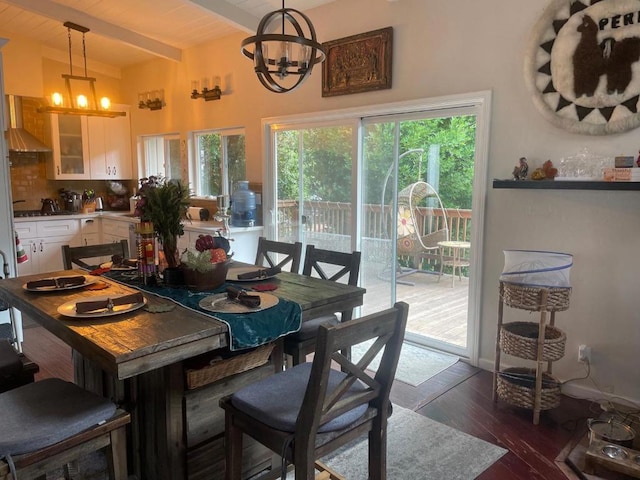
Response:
104,271,301,351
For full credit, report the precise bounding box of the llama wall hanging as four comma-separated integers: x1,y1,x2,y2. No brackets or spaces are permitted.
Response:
525,0,640,135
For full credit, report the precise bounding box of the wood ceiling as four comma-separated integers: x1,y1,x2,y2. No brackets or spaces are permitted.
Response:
0,0,336,69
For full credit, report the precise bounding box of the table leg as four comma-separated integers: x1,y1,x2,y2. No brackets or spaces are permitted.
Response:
272,338,284,373
451,247,457,287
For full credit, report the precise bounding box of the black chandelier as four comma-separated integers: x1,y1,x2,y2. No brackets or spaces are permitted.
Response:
241,0,326,93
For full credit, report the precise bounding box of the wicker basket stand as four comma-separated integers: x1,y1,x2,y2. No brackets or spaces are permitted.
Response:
493,281,571,425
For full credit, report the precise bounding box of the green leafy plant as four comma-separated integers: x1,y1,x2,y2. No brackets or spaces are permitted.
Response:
136,176,191,268
180,249,217,272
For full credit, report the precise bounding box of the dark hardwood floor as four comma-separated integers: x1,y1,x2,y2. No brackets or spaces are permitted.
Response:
21,324,598,480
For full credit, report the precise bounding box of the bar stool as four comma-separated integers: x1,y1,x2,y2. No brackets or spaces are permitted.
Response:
0,378,130,479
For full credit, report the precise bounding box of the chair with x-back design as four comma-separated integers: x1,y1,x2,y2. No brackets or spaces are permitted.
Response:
284,245,361,366
254,237,303,274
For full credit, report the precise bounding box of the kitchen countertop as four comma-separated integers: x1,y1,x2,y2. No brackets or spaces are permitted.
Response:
13,211,264,234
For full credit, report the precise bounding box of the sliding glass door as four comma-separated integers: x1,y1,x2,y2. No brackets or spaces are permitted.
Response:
265,92,490,361
272,124,355,253
361,110,477,354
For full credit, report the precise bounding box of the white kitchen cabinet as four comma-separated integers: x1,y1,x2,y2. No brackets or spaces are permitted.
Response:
48,114,90,180
177,230,199,254
48,107,133,180
228,229,260,264
15,219,80,275
101,217,136,257
88,105,133,179
79,217,100,247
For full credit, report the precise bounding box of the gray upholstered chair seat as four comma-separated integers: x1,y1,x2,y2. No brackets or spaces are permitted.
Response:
231,362,368,433
287,314,339,341
0,378,116,455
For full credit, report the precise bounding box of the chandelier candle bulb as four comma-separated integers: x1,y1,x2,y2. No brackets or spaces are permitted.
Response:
52,92,63,106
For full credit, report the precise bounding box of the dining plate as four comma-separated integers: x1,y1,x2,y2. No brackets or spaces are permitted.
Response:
57,295,147,318
23,275,99,292
99,259,138,271
199,292,279,313
226,266,278,282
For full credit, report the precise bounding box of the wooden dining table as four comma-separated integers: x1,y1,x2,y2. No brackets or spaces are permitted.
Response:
0,266,366,480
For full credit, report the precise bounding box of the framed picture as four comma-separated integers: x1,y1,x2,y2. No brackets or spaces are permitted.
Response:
322,27,393,97
525,0,640,135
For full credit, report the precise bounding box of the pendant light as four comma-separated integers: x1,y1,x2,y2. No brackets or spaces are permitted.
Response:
241,0,326,93
39,22,125,118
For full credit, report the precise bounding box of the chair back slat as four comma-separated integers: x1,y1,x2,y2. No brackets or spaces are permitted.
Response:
255,237,303,273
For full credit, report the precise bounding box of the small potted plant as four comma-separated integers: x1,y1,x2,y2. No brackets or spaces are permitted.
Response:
180,234,232,290
135,176,191,272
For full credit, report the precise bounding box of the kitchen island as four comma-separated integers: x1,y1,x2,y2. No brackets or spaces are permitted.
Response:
14,211,264,276
0,268,365,480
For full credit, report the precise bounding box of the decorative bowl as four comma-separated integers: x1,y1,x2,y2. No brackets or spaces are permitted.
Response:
181,259,231,291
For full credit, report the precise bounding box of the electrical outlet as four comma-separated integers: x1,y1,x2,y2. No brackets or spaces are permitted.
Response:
578,344,591,363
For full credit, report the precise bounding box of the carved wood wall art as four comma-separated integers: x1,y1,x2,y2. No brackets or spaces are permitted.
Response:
525,0,640,135
322,27,393,97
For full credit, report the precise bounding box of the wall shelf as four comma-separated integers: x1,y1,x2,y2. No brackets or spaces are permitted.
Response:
492,179,640,191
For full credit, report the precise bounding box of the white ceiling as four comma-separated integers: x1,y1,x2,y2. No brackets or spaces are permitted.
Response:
0,0,337,69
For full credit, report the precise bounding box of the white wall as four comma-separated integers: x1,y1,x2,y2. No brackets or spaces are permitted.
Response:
2,0,632,402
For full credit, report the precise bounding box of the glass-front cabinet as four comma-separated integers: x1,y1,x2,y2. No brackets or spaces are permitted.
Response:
49,114,90,179
48,109,133,180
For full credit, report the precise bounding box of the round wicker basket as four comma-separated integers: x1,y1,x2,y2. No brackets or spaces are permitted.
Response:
500,322,566,361
500,281,571,312
496,367,561,410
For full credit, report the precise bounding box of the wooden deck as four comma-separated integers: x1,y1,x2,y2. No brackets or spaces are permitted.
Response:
360,268,469,349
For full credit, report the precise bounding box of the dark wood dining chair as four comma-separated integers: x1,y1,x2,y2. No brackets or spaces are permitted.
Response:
62,240,129,270
284,245,362,366
0,340,38,394
220,301,408,480
254,236,303,273
0,378,130,480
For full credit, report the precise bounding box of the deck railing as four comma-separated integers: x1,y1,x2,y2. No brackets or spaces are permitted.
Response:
277,200,472,264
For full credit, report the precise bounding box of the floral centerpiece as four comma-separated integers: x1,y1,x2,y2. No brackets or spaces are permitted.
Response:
135,176,191,269
180,234,231,290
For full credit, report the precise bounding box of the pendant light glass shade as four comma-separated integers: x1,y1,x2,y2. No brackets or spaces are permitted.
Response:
241,2,325,93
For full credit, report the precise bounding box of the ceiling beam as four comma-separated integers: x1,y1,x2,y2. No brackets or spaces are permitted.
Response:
2,0,182,62
188,0,259,33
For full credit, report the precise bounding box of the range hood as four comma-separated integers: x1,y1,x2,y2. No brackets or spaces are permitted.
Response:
5,95,52,153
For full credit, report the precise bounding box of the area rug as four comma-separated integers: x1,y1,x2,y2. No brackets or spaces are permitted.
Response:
283,405,507,479
50,407,506,480
352,340,459,386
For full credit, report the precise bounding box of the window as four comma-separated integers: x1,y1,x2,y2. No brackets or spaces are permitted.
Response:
139,133,181,180
190,128,246,198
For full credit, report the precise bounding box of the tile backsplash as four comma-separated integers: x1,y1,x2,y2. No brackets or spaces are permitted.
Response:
10,153,135,211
